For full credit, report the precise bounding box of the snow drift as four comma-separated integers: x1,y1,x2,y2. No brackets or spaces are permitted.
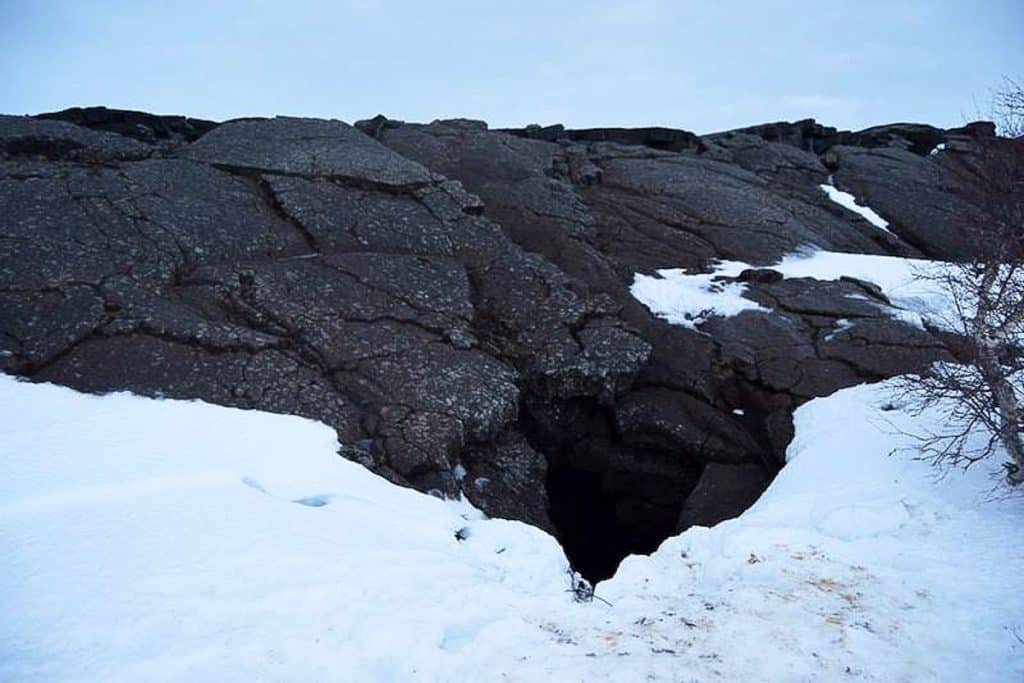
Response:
1,372,1022,681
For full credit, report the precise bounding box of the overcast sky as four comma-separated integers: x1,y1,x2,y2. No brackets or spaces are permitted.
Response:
1,1,1021,133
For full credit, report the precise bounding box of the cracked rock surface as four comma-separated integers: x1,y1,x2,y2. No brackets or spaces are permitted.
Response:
0,107,998,566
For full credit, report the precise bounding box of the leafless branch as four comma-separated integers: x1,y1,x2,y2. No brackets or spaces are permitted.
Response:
900,79,1024,487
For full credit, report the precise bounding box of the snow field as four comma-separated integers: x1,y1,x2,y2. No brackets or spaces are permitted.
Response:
2,372,1022,680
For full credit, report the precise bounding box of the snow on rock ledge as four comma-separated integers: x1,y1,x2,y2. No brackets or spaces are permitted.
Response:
629,260,766,329
820,182,893,233
631,249,951,331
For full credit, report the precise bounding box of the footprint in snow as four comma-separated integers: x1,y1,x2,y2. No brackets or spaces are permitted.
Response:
241,477,333,508
293,495,333,507
241,476,268,494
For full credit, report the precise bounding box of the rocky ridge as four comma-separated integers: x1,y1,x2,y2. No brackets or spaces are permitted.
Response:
1,106,1004,578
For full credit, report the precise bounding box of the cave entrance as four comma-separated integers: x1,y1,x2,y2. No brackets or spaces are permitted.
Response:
520,394,704,583
523,395,773,584
546,459,691,582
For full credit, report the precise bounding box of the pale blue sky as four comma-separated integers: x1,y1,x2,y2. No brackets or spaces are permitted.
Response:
1,1,1021,133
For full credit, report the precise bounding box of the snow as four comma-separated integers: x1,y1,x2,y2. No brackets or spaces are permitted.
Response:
820,182,893,233
3,372,1023,680
629,260,766,329
772,249,951,328
603,381,1024,681
0,377,569,682
825,317,855,341
631,248,952,331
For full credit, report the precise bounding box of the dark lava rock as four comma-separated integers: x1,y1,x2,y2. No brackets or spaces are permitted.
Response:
614,387,762,464
677,463,770,529
828,144,988,258
181,116,434,187
704,117,995,160
703,118,842,155
1,109,1008,579
843,122,945,156
459,429,553,532
737,268,784,284
507,124,706,154
36,106,218,144
1,115,152,162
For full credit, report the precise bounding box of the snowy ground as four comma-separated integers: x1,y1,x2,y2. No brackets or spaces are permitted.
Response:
2,371,1022,681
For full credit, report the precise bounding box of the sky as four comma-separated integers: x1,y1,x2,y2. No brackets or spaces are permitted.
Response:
1,1,1021,134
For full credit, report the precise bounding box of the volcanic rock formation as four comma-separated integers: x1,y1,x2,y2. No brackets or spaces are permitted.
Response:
1,106,998,578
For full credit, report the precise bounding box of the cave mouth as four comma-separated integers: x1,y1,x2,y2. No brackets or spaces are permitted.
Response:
546,459,692,583
519,396,708,583
522,396,776,584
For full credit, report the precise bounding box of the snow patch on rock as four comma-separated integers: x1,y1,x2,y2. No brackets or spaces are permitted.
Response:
629,260,767,329
632,249,953,331
820,182,893,233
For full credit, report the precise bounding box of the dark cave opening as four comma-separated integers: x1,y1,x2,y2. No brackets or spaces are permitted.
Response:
517,391,781,584
520,396,707,583
546,459,691,582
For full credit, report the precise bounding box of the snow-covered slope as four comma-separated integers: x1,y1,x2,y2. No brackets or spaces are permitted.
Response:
602,381,1024,681
2,373,1022,681
0,376,569,682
